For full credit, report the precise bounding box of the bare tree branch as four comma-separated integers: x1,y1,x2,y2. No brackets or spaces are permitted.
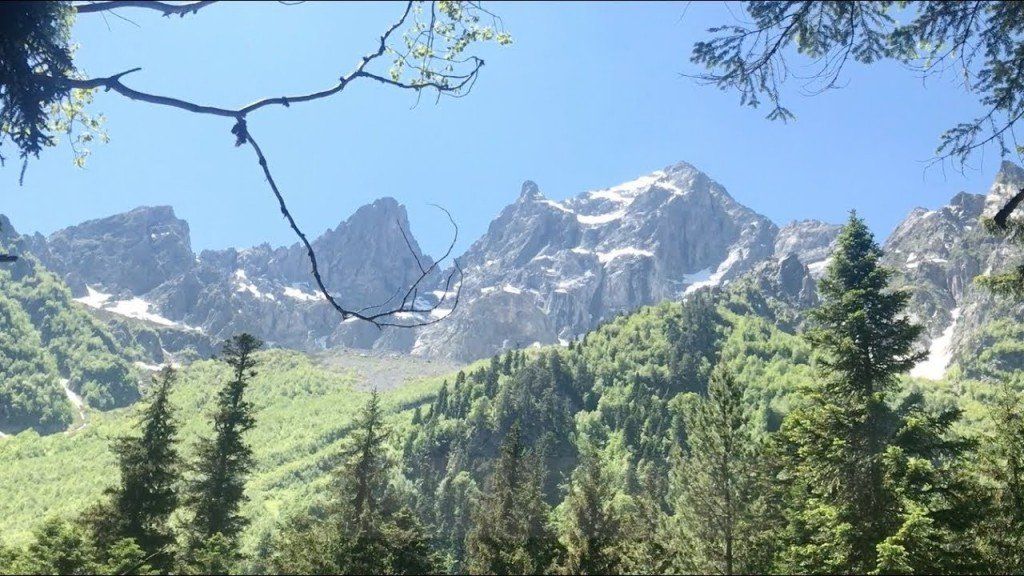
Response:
238,120,462,329
27,0,497,324
74,1,217,17
995,187,1024,230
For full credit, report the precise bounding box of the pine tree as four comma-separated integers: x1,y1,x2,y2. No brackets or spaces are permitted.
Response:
982,382,1024,572
184,333,262,563
271,389,435,574
434,471,478,573
344,389,391,533
486,355,501,396
778,213,979,573
98,366,180,572
465,423,558,574
558,445,623,575
668,364,764,575
13,518,99,575
666,291,722,395
619,463,671,574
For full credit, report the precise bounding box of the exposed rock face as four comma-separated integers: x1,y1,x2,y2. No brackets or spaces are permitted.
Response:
873,162,1024,380
13,162,841,362
17,159,1024,372
411,162,790,358
39,206,194,296
883,191,990,337
775,220,841,277
20,198,436,361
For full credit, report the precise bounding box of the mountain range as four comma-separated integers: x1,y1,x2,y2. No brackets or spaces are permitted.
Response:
4,159,1023,377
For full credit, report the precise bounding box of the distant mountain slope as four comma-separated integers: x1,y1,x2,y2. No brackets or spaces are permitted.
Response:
0,218,140,434
411,162,838,358
10,159,1024,376
878,162,1024,380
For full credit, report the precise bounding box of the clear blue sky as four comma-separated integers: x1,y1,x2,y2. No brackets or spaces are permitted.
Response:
1,1,1006,256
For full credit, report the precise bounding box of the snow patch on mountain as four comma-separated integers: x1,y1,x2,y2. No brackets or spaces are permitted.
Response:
577,210,627,226
75,286,112,309
596,247,654,264
105,298,179,327
282,286,321,302
911,307,961,380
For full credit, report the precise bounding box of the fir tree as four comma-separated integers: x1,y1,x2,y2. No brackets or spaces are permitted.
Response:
434,471,478,573
94,366,180,572
485,355,501,396
271,390,435,574
668,364,764,575
183,333,262,563
982,382,1024,572
465,423,558,574
779,213,979,573
10,519,100,575
666,291,722,395
344,389,391,534
558,445,623,575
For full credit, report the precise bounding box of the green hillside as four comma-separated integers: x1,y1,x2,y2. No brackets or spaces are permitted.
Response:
0,253,140,435
0,349,450,553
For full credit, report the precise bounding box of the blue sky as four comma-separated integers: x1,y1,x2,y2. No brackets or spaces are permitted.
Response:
1,1,1006,256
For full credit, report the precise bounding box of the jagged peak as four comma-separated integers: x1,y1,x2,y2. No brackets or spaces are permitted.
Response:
779,218,839,230
947,191,985,218
518,180,543,201
0,214,17,238
49,205,185,237
998,159,1024,182
661,160,700,176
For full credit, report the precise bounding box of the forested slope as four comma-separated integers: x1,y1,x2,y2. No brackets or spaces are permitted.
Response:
0,219,138,434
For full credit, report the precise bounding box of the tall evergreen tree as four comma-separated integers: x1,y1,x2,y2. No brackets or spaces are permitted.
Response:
465,423,558,575
666,291,722,395
344,389,391,532
434,471,478,573
97,366,180,572
12,519,99,576
668,364,765,575
779,213,979,573
183,333,262,565
271,389,435,574
558,445,624,575
981,381,1024,572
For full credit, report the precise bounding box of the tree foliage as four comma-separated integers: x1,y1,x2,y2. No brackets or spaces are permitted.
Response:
690,1,1024,166
182,334,262,566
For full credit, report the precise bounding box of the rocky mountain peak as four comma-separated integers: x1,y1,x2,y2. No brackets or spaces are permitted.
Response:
0,214,18,244
984,160,1024,223
41,205,194,296
999,159,1024,181
518,180,543,201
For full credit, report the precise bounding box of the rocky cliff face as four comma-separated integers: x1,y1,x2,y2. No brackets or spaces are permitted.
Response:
874,162,1024,380
410,162,804,358
12,159,1023,373
14,198,436,362
36,206,194,296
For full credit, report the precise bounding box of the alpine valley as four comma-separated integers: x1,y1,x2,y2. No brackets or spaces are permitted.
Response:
2,159,1024,568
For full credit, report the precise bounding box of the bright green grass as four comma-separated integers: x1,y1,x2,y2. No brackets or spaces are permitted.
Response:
0,349,452,552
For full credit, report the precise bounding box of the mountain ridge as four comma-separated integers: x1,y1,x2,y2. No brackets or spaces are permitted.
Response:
4,160,1021,370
